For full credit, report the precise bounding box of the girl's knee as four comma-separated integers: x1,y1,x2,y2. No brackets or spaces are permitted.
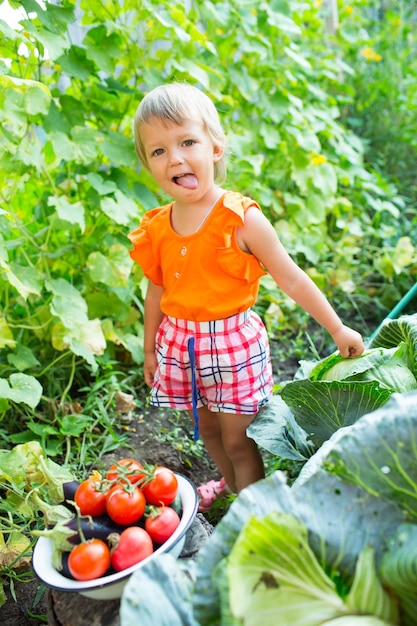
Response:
223,433,258,462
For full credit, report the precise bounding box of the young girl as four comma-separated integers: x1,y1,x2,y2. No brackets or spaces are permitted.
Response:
128,82,364,511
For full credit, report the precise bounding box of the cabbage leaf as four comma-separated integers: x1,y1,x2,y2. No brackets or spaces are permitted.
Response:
120,470,403,626
380,523,417,626
248,314,417,460
321,392,417,519
247,394,316,461
227,514,398,626
310,343,416,393
121,554,199,626
345,546,398,623
228,512,348,626
369,314,417,378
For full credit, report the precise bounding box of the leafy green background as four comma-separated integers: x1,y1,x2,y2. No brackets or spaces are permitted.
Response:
1,0,417,616
0,0,416,451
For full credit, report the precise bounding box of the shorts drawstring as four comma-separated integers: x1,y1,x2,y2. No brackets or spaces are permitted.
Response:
187,336,200,441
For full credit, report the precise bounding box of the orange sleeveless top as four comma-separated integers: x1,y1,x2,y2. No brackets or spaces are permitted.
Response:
128,191,266,321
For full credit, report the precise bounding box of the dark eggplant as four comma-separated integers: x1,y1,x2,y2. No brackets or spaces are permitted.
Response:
61,480,81,512
62,479,81,502
63,514,143,545
59,552,75,579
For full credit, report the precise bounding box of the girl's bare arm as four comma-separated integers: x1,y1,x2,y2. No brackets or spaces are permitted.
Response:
239,207,364,357
143,280,165,386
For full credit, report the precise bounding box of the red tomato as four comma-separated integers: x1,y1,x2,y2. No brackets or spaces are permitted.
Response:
141,466,178,506
106,484,146,525
145,506,181,544
68,539,111,581
110,527,153,572
74,477,107,517
106,458,146,485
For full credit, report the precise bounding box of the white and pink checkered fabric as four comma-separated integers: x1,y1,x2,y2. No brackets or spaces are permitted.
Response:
150,310,273,416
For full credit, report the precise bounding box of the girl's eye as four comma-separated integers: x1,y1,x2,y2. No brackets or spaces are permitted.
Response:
152,148,164,157
183,139,195,147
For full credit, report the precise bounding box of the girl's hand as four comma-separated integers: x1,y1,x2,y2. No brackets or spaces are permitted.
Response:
143,352,158,387
331,325,365,358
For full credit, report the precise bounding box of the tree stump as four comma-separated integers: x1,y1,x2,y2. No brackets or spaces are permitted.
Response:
46,514,212,626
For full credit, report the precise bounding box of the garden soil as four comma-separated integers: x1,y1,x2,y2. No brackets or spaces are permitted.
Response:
0,350,300,626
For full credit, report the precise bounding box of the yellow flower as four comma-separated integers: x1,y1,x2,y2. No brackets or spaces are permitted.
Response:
360,47,382,62
344,6,353,15
311,154,327,166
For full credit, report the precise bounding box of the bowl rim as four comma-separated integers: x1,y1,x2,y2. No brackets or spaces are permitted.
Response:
32,473,198,593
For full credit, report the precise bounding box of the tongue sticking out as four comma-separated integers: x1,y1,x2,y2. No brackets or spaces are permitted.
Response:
174,174,198,189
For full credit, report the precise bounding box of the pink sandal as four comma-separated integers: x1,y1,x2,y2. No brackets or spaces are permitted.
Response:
197,477,229,512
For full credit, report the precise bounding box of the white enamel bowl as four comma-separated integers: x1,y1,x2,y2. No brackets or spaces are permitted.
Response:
32,473,198,600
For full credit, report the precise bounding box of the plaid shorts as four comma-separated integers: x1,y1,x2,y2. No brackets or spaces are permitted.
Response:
150,309,273,415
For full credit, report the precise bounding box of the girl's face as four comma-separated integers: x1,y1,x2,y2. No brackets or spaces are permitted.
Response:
139,117,223,204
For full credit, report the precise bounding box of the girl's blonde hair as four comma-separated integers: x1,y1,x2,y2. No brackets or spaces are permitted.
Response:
134,82,227,183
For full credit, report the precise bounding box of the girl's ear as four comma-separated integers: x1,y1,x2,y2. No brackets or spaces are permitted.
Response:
213,143,224,162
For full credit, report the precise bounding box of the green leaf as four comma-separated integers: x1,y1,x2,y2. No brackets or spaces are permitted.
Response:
101,131,137,168
47,130,76,160
287,125,321,153
323,391,417,520
248,395,315,461
346,546,398,622
84,26,122,73
55,46,97,79
27,421,60,438
171,58,216,89
120,554,199,626
116,332,144,365
0,580,6,609
311,162,338,195
0,75,51,114
16,134,44,167
284,44,312,70
369,315,417,378
20,19,69,61
280,379,392,448
86,172,118,196
58,414,94,437
87,244,133,287
194,471,403,624
48,196,85,232
71,126,101,161
100,191,141,225
265,10,301,36
310,343,417,394
7,345,40,371
0,316,15,349
380,523,417,626
0,374,42,409
47,278,89,325
69,334,103,367
0,19,23,42
228,512,347,626
323,617,395,625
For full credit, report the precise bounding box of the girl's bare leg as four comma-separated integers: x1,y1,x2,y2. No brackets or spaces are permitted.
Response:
189,406,237,491
218,411,264,492
190,407,264,493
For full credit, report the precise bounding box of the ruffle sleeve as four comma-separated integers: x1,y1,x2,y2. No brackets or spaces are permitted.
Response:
216,192,267,283
128,208,164,285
